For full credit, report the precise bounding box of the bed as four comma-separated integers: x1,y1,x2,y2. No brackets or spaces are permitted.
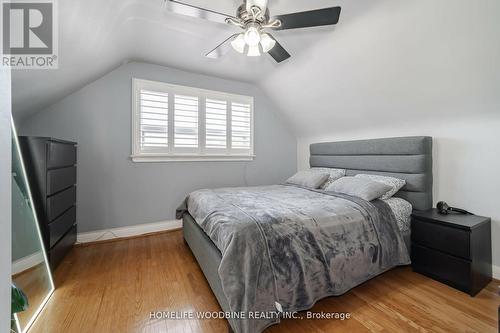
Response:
178,136,433,333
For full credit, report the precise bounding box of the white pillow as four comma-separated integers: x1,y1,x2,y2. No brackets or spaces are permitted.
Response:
355,174,406,200
286,170,329,189
325,177,392,201
383,197,412,233
311,167,346,190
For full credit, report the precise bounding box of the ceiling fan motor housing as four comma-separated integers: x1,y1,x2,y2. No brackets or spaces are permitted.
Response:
236,4,269,26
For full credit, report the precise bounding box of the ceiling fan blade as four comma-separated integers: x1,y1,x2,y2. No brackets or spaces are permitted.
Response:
267,35,290,63
271,7,341,30
205,34,239,59
165,0,236,25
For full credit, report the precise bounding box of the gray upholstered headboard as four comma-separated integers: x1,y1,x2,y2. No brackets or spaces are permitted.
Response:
310,136,433,211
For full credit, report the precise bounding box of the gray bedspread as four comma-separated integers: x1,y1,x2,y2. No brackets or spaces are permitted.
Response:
177,184,410,333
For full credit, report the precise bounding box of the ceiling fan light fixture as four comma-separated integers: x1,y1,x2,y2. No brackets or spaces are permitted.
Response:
247,45,261,57
244,26,261,47
231,33,246,53
260,33,275,53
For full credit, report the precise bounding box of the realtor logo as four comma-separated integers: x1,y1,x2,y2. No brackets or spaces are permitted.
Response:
1,0,58,69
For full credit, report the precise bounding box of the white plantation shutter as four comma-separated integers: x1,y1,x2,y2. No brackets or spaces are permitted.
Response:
231,102,252,150
133,79,253,161
174,94,199,148
139,89,168,149
205,99,227,149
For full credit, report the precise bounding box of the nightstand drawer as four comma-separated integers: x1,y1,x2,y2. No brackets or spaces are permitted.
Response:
412,244,471,293
412,218,470,259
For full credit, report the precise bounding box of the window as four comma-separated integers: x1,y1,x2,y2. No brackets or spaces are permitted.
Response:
132,78,254,162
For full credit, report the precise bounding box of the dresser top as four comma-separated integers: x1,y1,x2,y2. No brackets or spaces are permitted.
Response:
412,208,490,230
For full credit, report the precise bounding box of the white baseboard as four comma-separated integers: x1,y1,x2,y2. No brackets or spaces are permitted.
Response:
12,251,44,275
493,264,500,280
76,219,182,244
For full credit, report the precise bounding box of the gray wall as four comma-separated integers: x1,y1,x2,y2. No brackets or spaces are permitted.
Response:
21,62,297,232
0,68,12,332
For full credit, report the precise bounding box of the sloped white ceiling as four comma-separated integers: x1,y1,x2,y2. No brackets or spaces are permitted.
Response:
12,0,500,136
12,0,339,121
260,0,500,136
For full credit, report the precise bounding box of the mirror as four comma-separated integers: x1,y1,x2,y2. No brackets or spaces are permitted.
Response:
11,119,54,333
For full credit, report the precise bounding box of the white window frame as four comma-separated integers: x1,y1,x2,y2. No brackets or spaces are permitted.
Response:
131,78,255,162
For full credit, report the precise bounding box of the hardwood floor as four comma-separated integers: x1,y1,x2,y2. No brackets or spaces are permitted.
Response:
30,230,499,333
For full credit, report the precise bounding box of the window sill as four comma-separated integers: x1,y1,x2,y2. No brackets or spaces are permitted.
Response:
130,154,255,163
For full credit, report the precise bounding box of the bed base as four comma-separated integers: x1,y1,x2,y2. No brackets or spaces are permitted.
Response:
182,213,235,333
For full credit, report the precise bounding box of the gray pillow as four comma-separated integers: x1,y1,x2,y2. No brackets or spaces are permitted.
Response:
325,176,392,201
286,170,329,189
355,174,406,200
311,167,346,189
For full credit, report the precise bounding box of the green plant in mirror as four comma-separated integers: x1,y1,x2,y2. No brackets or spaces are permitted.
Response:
11,283,29,333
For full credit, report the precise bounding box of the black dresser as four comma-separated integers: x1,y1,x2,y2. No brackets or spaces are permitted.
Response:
19,136,77,270
411,209,492,296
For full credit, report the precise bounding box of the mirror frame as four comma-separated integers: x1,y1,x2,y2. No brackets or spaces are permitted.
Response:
11,117,55,333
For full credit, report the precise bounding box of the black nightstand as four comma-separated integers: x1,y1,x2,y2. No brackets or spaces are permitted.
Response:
411,209,492,296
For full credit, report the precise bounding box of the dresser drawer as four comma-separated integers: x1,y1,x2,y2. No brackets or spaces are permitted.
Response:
412,218,470,259
47,142,76,169
412,244,471,293
47,186,76,221
47,166,76,195
49,224,77,269
48,206,76,247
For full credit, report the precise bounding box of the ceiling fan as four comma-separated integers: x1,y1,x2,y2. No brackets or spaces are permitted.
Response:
164,0,341,63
